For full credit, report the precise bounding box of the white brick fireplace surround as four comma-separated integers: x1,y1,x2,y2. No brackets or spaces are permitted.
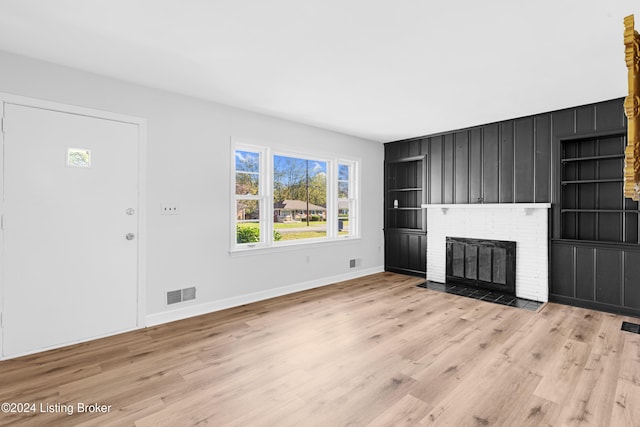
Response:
421,203,552,302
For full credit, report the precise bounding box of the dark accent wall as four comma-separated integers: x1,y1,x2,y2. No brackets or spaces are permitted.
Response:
387,119,541,205
386,98,625,206
385,97,640,317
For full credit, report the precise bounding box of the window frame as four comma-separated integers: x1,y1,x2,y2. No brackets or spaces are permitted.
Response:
232,143,269,250
337,159,359,239
272,150,332,245
230,139,360,253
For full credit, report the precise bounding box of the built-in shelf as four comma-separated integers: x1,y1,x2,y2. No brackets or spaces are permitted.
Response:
384,227,427,233
561,154,625,163
385,152,428,276
561,179,623,185
386,155,425,164
560,134,638,244
385,156,426,232
561,209,638,213
388,187,422,192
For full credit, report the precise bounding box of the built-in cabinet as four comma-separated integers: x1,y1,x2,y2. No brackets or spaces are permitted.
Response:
385,97,640,317
560,133,638,244
384,150,427,276
553,129,640,317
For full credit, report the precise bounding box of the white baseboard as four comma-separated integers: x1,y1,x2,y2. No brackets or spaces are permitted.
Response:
145,266,384,327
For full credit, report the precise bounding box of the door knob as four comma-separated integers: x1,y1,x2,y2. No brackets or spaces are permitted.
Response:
125,233,135,240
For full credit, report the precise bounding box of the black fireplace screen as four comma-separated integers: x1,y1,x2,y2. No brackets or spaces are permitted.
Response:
445,237,516,294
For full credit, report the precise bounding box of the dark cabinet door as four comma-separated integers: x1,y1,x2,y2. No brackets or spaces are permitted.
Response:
385,230,427,277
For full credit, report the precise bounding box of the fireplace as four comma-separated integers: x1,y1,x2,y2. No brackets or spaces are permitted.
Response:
422,203,551,302
446,237,516,294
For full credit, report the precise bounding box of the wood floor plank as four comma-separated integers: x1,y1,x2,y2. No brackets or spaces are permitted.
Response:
404,305,531,407
610,330,640,427
495,394,561,427
367,394,432,427
420,363,543,426
554,313,627,426
1,272,639,426
533,339,591,404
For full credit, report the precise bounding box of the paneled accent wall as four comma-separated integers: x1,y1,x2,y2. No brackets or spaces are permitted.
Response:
385,98,626,207
385,97,640,316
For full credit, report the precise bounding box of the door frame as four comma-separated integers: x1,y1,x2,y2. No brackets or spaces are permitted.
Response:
0,92,147,359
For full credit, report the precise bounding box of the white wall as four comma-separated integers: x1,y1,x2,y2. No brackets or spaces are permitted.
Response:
0,51,384,325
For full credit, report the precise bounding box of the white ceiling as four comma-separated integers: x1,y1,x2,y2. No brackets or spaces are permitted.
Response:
0,1,637,143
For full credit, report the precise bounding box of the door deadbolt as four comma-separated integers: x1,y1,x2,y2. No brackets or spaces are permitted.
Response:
125,233,135,240
126,208,135,215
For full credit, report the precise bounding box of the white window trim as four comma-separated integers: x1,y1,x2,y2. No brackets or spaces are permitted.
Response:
230,138,361,254
231,143,269,250
337,159,360,239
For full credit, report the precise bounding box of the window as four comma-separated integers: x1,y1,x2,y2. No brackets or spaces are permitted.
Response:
232,141,359,251
273,155,328,241
338,161,357,237
234,147,267,246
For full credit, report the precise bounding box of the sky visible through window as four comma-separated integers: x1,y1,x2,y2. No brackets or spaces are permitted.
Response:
273,155,327,184
273,156,327,206
235,150,259,172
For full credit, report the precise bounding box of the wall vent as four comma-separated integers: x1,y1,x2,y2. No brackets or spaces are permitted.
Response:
182,286,196,302
167,287,197,305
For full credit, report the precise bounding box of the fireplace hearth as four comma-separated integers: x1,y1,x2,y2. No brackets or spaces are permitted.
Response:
446,237,516,294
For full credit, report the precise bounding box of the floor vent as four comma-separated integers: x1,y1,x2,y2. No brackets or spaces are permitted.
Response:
621,321,640,334
167,287,197,305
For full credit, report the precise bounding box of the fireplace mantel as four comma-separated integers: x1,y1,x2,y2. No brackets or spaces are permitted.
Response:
421,203,551,210
423,202,551,302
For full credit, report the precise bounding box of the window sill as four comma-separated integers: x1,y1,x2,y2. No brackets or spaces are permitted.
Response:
229,236,362,257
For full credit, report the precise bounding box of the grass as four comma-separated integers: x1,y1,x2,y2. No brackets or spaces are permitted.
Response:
274,221,327,229
280,231,327,240
273,220,349,229
238,220,349,241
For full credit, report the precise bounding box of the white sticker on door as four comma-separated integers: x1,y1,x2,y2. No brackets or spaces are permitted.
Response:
67,147,91,168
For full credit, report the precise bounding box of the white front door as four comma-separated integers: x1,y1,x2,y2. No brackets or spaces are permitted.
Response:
1,102,140,358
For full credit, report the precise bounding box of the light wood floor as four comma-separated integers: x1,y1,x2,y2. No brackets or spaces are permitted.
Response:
1,272,640,426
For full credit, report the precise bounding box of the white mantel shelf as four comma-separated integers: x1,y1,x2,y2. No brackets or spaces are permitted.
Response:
421,203,551,209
